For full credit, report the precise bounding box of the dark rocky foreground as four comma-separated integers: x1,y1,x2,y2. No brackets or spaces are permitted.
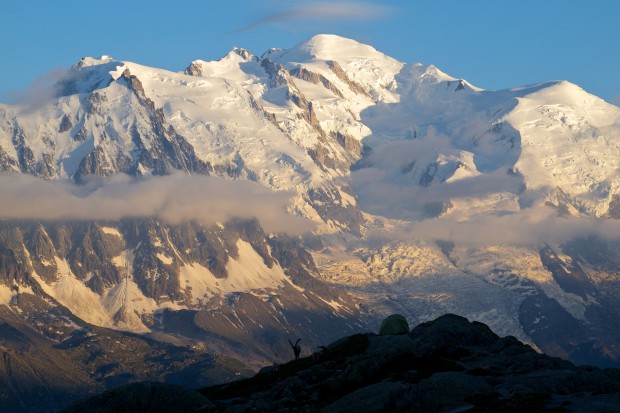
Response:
60,314,620,412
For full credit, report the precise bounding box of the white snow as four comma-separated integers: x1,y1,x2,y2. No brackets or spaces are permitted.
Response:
0,284,13,306
179,262,218,302
101,226,122,237
180,240,290,304
102,278,158,332
225,240,289,291
112,249,133,268
157,253,174,265
506,81,620,214
2,34,619,344
317,296,344,312
2,35,618,226
33,257,112,326
27,250,169,332
272,34,403,101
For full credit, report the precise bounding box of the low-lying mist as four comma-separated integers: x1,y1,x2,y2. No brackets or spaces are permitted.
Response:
0,172,314,235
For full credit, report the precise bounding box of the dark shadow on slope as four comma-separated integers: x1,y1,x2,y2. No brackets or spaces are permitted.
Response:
59,382,214,413
195,313,620,412
59,313,620,412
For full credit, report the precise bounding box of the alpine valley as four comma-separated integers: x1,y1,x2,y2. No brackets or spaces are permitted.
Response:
1,34,620,412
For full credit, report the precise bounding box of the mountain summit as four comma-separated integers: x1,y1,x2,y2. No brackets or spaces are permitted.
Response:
1,34,620,412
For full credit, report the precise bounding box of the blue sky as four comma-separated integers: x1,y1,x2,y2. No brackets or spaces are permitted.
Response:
1,0,618,104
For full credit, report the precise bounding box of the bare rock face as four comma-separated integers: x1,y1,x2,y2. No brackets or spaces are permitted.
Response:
0,218,365,311
307,186,363,236
58,114,73,133
607,194,620,219
0,217,370,412
10,123,38,175
290,67,344,98
326,60,371,97
2,35,620,413
73,71,211,182
0,144,18,172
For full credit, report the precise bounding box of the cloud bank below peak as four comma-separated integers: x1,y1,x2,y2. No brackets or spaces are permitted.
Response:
0,173,314,235
351,135,620,248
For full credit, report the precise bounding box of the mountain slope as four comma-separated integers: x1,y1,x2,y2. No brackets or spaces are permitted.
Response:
0,34,620,411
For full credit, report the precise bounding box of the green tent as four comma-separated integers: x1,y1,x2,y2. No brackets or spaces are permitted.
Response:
379,314,409,335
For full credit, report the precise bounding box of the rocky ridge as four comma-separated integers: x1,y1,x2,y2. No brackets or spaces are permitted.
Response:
0,34,620,411
61,314,620,412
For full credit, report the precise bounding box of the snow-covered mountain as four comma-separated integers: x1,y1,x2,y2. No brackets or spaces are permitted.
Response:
1,34,620,410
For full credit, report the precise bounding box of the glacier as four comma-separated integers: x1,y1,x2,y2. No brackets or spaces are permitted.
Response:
0,34,619,383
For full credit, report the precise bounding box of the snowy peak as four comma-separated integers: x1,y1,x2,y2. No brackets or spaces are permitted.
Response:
57,56,124,96
391,63,482,110
184,47,258,78
2,34,620,388
231,47,257,61
514,80,612,112
410,64,481,92
279,34,395,63
2,34,619,227
74,55,116,68
266,37,396,109
505,79,620,213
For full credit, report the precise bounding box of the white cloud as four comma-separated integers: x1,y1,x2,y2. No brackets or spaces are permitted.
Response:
2,68,67,111
351,132,620,247
0,173,314,235
351,134,524,221
234,1,392,32
402,206,620,247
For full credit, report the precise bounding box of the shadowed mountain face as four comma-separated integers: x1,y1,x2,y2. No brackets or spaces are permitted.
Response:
62,314,620,413
0,219,370,412
0,218,366,331
1,34,620,411
0,300,249,413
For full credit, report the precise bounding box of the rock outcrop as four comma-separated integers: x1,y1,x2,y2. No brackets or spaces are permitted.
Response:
196,314,620,412
62,314,620,412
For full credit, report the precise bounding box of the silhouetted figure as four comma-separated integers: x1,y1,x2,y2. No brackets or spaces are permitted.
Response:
288,338,302,360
